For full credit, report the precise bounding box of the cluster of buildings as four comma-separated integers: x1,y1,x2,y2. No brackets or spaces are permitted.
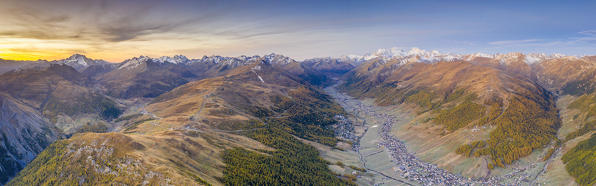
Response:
325,84,547,185
333,115,359,143
376,114,501,185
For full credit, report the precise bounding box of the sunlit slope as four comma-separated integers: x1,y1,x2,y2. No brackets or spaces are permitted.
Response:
341,59,560,172
145,61,345,145
561,133,596,186
7,131,271,186
9,60,352,185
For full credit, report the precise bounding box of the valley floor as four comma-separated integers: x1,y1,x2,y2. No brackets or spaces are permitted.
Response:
324,84,414,185
324,83,573,185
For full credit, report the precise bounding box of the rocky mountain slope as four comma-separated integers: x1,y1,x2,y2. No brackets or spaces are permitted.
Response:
0,64,123,184
0,94,61,184
50,54,109,72
5,55,354,185
0,64,122,133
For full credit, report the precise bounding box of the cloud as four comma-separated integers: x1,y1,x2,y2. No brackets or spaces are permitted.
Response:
0,30,86,41
489,39,543,45
484,30,596,55
91,2,217,42
579,30,596,36
0,10,101,43
575,30,596,44
212,28,300,40
0,0,219,43
99,19,194,42
0,0,394,44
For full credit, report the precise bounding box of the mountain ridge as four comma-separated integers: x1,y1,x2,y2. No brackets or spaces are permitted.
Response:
1,49,595,185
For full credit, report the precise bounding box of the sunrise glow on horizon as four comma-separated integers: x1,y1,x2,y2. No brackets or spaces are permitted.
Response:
1,0,595,62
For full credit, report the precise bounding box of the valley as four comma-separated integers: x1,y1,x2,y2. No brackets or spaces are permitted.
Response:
1,1,594,185
325,82,558,185
0,49,595,185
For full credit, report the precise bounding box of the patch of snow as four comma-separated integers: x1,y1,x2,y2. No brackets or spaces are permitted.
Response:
251,68,265,83
156,55,189,64
118,56,151,70
52,54,108,71
341,47,462,65
339,47,575,66
524,54,543,64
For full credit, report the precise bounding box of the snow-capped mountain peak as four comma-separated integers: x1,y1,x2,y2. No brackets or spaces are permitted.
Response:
262,53,296,65
339,47,576,66
488,52,570,65
156,55,190,64
364,47,439,60
66,54,87,64
341,47,461,65
53,54,107,71
115,53,298,70
118,56,152,70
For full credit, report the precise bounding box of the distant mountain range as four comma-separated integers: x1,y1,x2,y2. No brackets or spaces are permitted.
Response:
1,47,581,74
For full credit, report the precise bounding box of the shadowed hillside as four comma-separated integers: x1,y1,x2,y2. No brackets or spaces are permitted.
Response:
8,59,353,185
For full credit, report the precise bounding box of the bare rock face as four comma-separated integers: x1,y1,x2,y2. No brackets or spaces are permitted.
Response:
0,94,60,184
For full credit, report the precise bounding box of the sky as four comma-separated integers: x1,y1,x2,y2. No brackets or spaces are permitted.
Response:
0,0,595,62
